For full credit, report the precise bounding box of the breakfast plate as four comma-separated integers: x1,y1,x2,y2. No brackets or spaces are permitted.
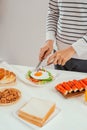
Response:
12,65,59,87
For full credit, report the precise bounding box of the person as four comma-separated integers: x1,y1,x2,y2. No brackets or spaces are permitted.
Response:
39,0,87,73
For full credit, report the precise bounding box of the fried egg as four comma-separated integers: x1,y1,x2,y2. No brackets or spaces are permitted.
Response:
30,71,49,80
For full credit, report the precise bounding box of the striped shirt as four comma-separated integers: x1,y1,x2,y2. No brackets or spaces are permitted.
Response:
46,0,87,59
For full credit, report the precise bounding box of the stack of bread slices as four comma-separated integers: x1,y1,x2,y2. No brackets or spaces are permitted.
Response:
18,97,56,127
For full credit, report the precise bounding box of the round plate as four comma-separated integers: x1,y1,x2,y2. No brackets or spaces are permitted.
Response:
0,88,21,106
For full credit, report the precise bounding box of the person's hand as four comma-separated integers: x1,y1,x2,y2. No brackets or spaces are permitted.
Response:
39,40,54,61
47,46,76,66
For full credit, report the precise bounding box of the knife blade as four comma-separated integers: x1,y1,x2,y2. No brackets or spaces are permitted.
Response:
34,50,49,71
34,60,42,71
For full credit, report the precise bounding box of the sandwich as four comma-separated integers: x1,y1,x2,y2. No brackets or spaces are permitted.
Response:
18,97,56,127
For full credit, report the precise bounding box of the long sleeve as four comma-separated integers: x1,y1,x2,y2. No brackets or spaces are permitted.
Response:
46,0,87,59
46,0,59,41
72,34,87,56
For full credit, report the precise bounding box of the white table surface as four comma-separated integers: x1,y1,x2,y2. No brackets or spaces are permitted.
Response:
0,64,87,130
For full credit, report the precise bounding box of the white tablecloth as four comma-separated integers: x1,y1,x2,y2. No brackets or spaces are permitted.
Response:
0,64,87,130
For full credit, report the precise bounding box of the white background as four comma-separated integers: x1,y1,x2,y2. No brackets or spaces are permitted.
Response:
0,0,48,66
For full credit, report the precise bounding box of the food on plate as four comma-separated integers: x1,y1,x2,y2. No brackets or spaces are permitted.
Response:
18,97,56,127
81,78,87,85
55,78,87,98
26,69,54,85
0,88,21,105
0,68,5,80
0,68,16,86
30,71,50,80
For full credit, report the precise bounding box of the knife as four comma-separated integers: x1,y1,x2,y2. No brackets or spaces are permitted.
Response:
34,50,49,71
34,60,42,71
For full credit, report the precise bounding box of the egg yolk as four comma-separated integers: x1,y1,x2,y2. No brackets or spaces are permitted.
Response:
34,71,42,76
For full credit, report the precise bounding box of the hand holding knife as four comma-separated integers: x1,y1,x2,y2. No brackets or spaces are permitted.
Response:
35,40,54,71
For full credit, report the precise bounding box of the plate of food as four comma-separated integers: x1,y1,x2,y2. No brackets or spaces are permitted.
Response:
13,97,60,128
0,88,21,106
0,68,16,86
13,66,58,87
55,78,87,98
26,68,55,85
0,62,16,86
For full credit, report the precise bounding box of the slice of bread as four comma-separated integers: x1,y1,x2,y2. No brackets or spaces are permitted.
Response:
18,97,56,127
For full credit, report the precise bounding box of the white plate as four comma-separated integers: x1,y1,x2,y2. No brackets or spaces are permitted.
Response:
13,103,61,129
0,61,17,87
12,65,59,87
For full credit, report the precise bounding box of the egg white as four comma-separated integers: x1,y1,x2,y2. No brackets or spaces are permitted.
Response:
30,71,49,80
